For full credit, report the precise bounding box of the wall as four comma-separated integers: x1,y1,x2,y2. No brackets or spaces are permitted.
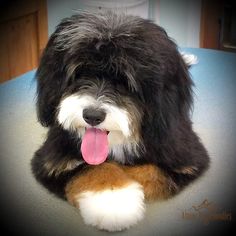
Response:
47,0,201,47
47,0,81,35
157,0,201,47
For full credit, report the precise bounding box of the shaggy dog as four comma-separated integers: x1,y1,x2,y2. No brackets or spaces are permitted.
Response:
31,12,209,231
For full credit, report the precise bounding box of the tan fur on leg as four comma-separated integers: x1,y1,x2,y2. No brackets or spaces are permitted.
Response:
65,162,134,206
65,162,177,204
122,164,178,201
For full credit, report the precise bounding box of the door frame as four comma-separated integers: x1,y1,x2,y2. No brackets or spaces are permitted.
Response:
0,0,48,57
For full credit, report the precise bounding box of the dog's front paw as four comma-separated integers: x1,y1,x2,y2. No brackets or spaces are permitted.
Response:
76,182,145,231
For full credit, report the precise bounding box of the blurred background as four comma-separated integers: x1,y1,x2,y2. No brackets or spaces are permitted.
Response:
0,0,235,83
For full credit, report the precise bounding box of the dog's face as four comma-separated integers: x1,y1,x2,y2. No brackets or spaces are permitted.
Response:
57,75,143,164
36,12,192,164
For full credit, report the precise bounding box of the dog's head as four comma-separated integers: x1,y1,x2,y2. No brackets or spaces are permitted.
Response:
36,12,193,164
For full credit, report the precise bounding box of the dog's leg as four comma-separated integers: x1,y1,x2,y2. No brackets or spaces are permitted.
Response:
122,164,178,202
65,162,145,232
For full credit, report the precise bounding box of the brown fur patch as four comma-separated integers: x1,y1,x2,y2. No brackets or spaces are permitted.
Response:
124,97,143,143
174,166,198,175
44,158,82,177
122,164,178,201
65,162,133,206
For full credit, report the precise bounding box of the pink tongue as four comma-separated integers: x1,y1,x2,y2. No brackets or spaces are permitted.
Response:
81,128,109,165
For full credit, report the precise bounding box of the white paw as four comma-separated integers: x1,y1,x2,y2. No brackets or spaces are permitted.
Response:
76,182,145,231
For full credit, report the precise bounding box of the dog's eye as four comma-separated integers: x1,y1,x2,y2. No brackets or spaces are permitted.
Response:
125,82,145,102
133,89,145,103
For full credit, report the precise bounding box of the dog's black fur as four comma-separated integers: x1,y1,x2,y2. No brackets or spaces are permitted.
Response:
31,12,209,199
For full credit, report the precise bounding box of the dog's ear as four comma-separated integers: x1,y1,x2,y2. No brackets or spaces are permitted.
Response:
36,32,66,126
161,52,193,131
36,16,85,126
171,52,193,112
141,49,193,142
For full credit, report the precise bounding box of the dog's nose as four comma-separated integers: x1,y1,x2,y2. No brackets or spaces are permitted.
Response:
83,108,106,126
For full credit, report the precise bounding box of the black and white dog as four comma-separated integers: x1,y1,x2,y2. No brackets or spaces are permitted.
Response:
32,12,209,231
